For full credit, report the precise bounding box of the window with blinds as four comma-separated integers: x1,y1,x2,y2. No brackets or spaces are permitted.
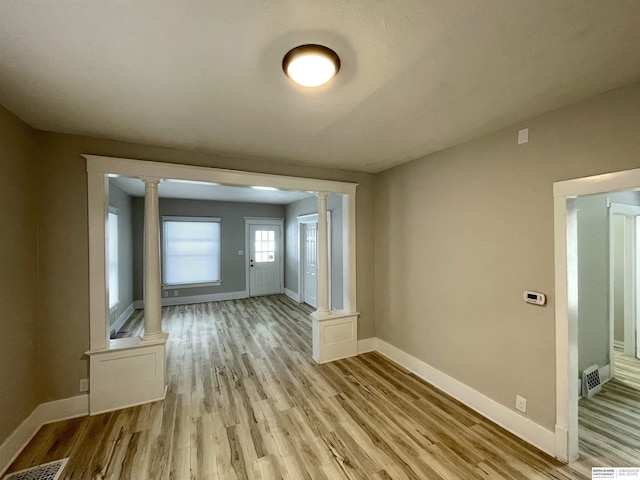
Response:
162,216,221,286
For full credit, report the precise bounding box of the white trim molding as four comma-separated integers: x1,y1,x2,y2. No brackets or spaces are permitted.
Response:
284,288,300,302
357,337,377,354
553,166,640,463
373,339,556,457
0,395,88,477
110,302,135,337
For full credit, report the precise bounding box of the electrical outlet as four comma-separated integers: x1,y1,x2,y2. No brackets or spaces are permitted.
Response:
515,395,527,413
79,378,89,393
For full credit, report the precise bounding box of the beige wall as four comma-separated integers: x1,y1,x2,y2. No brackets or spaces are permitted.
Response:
35,131,376,402
375,82,640,431
0,107,39,442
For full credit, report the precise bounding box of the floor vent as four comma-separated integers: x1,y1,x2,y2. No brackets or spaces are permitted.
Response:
2,458,69,480
582,365,602,398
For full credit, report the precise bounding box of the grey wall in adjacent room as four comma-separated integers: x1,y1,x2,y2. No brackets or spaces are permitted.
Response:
132,198,285,300
285,194,344,310
108,180,134,329
612,215,625,344
576,190,640,376
576,193,610,376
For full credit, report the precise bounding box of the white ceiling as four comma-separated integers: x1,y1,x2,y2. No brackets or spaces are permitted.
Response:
111,177,313,204
1,1,640,173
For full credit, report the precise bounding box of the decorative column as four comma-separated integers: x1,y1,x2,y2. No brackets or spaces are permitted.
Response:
310,190,358,364
140,177,167,342
316,192,331,317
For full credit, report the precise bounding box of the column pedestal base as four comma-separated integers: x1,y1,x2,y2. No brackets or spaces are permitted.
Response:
86,335,168,414
311,311,359,364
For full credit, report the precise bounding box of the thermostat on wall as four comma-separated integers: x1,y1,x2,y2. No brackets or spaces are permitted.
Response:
523,291,546,306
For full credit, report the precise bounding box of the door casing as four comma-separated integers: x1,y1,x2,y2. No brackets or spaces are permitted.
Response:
554,166,640,463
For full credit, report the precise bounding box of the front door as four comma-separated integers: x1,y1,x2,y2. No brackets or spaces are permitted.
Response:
303,223,318,308
249,224,282,296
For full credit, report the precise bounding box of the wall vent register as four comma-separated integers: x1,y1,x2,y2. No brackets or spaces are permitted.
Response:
3,458,68,480
582,365,602,398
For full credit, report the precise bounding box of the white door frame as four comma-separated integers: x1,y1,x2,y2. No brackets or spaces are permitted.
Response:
554,166,640,463
298,212,332,309
245,217,284,296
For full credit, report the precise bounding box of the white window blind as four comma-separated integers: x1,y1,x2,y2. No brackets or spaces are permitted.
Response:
163,217,221,285
108,212,119,309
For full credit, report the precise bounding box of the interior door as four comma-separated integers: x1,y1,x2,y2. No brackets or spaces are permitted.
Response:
303,223,318,308
249,225,282,296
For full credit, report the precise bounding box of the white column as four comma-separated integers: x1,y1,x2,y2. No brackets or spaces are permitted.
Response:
140,177,167,342
316,192,331,317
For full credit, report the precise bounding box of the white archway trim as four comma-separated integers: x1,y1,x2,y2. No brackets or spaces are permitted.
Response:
554,167,640,463
85,155,359,412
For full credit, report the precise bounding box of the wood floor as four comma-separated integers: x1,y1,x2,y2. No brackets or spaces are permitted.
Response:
575,347,640,475
6,296,591,479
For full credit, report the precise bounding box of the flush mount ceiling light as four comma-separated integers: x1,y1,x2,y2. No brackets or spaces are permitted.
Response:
282,44,340,88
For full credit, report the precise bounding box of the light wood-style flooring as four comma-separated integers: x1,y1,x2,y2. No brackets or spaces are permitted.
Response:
575,347,640,476
6,296,591,479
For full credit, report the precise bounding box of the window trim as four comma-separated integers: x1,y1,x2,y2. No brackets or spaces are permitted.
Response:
161,215,222,287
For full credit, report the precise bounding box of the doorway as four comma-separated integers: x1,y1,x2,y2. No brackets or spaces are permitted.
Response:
610,203,640,362
298,212,331,309
302,223,318,307
245,218,284,297
554,169,640,463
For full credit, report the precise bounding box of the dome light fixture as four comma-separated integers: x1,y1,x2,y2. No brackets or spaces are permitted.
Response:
282,44,340,88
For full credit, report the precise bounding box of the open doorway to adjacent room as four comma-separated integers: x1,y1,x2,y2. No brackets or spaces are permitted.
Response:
554,171,640,471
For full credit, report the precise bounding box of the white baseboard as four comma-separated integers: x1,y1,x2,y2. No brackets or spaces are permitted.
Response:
614,340,624,349
374,338,556,457
358,337,377,354
284,288,300,302
110,302,134,335
555,425,569,463
0,395,88,476
134,290,249,309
